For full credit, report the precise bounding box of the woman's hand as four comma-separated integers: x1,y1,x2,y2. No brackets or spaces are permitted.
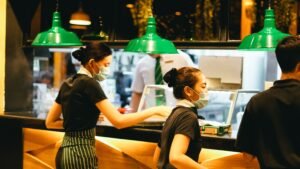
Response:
145,106,172,117
98,114,105,122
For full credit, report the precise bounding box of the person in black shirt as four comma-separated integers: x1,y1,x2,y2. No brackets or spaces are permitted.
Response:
153,67,208,169
45,42,170,169
236,35,300,169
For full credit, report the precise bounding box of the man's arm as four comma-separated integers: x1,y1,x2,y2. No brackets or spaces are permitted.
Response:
130,58,145,112
242,152,256,161
130,91,142,112
242,152,260,168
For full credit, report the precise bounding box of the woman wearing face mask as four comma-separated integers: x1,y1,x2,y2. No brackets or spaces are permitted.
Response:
153,67,208,169
45,42,170,169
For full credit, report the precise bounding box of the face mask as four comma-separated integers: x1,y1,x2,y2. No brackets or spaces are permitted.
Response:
94,65,110,82
189,87,209,109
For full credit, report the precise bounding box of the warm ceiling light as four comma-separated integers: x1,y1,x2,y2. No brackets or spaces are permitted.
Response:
69,3,91,26
175,11,182,16
126,3,134,9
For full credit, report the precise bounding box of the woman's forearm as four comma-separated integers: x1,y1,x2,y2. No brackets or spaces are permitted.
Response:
97,100,169,129
114,109,155,129
45,119,64,129
116,106,170,128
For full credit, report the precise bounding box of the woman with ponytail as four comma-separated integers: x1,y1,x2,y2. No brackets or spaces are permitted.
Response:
153,67,208,169
45,42,170,169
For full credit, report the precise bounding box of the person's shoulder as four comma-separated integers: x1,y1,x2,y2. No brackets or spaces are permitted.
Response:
75,74,100,88
161,50,189,58
137,54,154,64
248,89,273,105
173,106,198,120
161,50,195,66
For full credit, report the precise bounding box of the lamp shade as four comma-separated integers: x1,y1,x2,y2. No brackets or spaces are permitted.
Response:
238,9,290,51
69,7,91,26
32,11,83,47
124,16,178,54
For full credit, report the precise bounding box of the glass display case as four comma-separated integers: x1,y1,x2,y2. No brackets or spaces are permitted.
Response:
137,85,176,112
137,86,259,131
198,89,259,131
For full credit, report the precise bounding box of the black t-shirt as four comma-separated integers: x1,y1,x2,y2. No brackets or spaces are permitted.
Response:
236,79,300,169
157,106,202,169
55,74,107,131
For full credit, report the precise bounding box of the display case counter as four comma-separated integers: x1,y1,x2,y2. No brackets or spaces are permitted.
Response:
0,114,237,151
0,114,241,169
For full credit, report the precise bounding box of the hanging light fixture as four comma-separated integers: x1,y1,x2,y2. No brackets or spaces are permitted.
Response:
125,16,178,54
238,1,290,51
81,16,109,40
69,1,91,29
124,0,177,54
32,0,82,47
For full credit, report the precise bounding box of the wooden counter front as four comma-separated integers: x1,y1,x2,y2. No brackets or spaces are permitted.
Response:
0,115,252,169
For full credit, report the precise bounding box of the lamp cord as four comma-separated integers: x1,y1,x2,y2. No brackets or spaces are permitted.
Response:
148,0,153,17
268,0,272,9
56,0,59,11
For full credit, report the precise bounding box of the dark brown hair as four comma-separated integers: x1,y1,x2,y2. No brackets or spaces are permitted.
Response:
275,35,300,73
72,42,112,65
164,67,201,99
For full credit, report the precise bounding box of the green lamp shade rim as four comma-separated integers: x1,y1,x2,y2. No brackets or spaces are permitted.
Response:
238,31,290,50
124,16,178,54
125,37,178,54
238,9,290,51
32,11,83,47
32,28,83,47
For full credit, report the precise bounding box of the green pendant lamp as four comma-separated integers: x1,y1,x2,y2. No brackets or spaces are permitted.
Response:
32,1,82,47
238,8,290,51
124,16,178,54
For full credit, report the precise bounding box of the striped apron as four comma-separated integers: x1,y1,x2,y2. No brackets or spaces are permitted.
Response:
56,128,98,169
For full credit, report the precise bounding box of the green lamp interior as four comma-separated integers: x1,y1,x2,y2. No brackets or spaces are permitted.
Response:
238,8,290,51
32,11,83,47
124,16,178,54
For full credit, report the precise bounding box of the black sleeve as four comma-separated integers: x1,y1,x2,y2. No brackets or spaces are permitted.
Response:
174,112,198,140
235,98,257,155
84,79,107,104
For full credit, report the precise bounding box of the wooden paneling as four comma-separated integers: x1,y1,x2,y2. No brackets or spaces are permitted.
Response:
23,128,154,169
241,0,254,39
23,128,254,169
98,137,157,169
202,153,260,169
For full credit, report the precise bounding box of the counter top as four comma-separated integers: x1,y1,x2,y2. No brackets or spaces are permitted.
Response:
0,114,238,151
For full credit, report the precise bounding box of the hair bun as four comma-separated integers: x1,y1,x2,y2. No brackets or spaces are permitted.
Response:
163,68,178,87
72,47,86,62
